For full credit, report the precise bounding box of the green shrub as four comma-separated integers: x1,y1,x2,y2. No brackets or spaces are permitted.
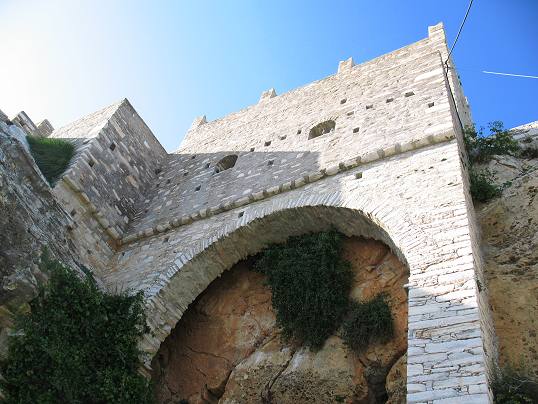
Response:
469,169,501,203
26,135,75,185
521,147,538,159
464,121,520,165
341,294,393,353
0,251,153,404
493,366,538,403
254,231,354,349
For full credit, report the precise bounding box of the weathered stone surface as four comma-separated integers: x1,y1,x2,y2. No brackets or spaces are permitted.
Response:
385,354,407,404
152,237,408,403
478,151,538,378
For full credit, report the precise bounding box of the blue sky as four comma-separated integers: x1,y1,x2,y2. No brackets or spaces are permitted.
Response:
0,0,536,151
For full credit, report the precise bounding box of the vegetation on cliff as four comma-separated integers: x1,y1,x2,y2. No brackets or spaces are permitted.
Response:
341,294,394,353
26,135,74,185
464,121,520,203
254,230,394,351
0,251,153,404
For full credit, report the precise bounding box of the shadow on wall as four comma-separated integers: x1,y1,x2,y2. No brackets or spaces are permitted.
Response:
127,148,325,236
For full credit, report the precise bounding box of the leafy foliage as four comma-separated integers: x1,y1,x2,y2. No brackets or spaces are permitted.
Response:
254,231,354,349
26,135,75,185
464,121,520,165
341,294,393,353
463,122,519,203
469,169,501,203
493,366,538,403
0,251,153,404
520,147,538,159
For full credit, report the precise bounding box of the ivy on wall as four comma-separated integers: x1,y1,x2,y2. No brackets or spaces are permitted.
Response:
254,230,394,351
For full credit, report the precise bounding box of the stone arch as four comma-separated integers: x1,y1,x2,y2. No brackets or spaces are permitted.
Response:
140,194,429,371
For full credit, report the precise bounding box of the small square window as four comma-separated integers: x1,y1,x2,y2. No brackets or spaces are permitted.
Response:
353,127,359,133
264,141,271,147
109,143,116,151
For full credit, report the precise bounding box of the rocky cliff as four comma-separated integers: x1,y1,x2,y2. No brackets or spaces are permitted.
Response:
152,238,408,404
476,136,538,379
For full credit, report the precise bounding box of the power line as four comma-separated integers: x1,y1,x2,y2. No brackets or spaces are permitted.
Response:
445,0,474,66
482,70,538,79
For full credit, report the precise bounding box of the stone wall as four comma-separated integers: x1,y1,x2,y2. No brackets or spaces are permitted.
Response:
0,22,501,403
49,99,167,243
0,117,84,361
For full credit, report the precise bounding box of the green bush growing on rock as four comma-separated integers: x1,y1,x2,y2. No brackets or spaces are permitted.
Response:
469,169,501,203
254,230,354,349
493,366,538,403
341,294,394,353
464,121,520,165
0,251,153,404
463,122,518,203
26,135,75,185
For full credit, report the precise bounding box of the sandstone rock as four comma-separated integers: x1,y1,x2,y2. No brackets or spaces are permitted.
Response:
269,336,370,404
152,237,409,403
385,354,406,404
478,154,538,378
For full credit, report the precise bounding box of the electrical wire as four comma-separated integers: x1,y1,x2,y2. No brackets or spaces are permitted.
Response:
482,71,538,79
445,0,474,66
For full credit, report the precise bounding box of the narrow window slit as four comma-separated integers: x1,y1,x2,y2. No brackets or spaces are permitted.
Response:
353,127,360,133
405,91,415,97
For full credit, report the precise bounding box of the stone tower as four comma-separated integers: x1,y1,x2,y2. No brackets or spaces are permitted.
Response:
0,23,497,402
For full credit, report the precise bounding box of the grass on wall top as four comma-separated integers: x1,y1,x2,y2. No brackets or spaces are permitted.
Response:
26,136,75,185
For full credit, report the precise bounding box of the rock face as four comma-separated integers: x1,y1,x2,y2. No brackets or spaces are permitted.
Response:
477,152,538,378
152,237,408,403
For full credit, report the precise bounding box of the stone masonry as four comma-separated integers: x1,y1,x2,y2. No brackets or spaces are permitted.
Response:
1,23,499,403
